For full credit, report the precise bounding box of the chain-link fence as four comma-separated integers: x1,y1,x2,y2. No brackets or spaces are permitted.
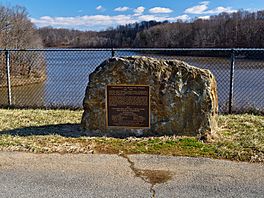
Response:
0,48,263,114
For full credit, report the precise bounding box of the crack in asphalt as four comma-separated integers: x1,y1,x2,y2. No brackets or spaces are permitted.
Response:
119,153,173,198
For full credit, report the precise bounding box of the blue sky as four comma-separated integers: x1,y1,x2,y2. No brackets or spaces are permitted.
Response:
4,0,264,31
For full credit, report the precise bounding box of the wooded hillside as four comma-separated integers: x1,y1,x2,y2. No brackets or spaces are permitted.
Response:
38,10,264,48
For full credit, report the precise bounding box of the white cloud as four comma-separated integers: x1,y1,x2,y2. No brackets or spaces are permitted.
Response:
31,15,136,30
114,7,129,12
174,14,190,21
133,6,145,15
205,7,237,14
31,13,192,31
96,5,104,11
200,1,210,6
184,1,237,15
149,7,173,14
137,15,160,21
198,15,210,20
184,1,209,14
137,14,190,22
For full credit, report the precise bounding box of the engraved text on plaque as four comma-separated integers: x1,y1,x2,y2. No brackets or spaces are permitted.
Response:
106,85,150,128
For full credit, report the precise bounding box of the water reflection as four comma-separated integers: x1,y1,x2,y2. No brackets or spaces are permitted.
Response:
0,82,45,107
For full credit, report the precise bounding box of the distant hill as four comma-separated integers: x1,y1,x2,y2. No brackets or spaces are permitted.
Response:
38,20,166,48
38,10,264,48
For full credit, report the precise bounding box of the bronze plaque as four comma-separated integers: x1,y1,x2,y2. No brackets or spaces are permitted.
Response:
106,85,150,128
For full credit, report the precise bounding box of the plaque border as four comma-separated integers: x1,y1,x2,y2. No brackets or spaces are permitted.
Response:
105,84,151,129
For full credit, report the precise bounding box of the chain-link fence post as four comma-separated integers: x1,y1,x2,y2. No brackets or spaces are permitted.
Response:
5,50,12,106
228,49,235,114
111,48,115,57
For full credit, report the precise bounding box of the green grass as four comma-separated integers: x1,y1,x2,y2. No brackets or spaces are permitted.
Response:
0,109,263,162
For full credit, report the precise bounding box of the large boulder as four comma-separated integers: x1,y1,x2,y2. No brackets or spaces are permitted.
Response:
81,56,218,138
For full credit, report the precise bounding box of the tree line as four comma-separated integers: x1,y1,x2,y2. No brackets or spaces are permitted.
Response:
38,21,165,48
38,10,264,48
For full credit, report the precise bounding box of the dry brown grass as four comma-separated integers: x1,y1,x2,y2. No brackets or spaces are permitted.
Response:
0,109,263,162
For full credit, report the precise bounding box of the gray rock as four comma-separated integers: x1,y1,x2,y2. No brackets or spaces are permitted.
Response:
81,56,218,138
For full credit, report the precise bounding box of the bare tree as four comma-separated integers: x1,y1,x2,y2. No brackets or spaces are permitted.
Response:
0,5,45,87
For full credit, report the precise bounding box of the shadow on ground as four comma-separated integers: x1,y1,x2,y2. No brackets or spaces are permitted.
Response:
0,124,147,138
0,125,193,139
0,124,86,138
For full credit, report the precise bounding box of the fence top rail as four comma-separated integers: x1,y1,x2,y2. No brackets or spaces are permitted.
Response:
0,48,264,52
112,48,264,51
0,48,114,52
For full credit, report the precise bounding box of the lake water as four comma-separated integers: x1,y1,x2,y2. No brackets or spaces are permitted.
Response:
0,50,263,112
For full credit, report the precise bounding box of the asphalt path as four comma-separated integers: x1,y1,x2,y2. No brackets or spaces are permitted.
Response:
0,152,263,198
